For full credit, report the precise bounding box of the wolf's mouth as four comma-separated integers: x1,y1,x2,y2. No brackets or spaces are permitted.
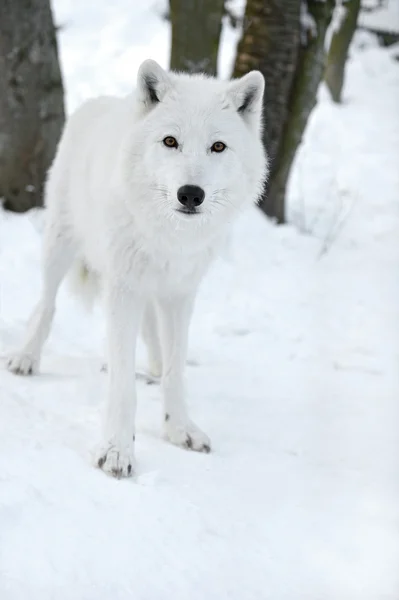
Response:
176,207,201,215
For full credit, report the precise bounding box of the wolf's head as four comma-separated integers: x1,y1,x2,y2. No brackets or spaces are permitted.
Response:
123,60,268,237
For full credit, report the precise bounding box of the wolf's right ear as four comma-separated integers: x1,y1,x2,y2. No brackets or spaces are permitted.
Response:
137,60,171,109
227,71,265,133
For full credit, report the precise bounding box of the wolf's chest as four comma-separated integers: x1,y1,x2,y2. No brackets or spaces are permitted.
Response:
105,224,218,295
135,249,213,294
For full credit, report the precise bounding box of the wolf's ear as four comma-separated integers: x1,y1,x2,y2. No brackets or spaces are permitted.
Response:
227,71,265,132
137,60,171,109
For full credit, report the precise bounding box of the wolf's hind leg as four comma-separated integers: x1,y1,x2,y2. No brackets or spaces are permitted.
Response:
7,217,75,375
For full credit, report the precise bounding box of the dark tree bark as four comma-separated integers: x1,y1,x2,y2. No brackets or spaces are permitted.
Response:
0,0,65,213
233,0,301,196
233,0,334,223
170,0,225,75
325,0,361,103
267,0,334,222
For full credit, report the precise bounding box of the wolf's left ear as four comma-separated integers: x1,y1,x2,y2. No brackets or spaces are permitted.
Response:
227,71,265,132
137,59,171,109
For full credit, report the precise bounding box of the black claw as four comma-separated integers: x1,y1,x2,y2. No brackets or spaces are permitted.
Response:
165,413,170,422
127,464,132,475
97,456,105,468
132,435,136,442
186,435,193,449
202,444,211,453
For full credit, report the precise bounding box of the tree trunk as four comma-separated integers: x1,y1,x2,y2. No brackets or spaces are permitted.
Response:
267,0,335,223
169,0,224,75
233,1,301,221
233,0,334,223
0,0,65,213
325,0,361,103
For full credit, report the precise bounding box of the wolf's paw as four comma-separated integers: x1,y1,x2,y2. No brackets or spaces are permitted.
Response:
95,442,136,479
6,352,38,376
164,418,211,453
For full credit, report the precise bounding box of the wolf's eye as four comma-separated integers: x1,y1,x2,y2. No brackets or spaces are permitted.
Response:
163,136,178,149
211,141,226,153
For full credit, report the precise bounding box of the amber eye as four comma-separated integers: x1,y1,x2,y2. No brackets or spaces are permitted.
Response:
211,141,226,153
163,136,178,149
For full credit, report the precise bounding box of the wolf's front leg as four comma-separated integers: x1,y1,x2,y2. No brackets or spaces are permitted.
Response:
157,293,211,453
95,283,144,478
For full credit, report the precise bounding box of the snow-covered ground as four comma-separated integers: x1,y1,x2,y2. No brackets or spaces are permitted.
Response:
359,0,399,34
1,2,399,599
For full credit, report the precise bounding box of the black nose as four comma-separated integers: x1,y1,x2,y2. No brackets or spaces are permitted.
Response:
177,185,205,209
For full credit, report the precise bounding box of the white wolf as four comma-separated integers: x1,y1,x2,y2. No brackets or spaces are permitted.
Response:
7,60,268,478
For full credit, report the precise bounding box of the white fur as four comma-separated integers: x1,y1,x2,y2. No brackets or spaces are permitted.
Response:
7,60,268,478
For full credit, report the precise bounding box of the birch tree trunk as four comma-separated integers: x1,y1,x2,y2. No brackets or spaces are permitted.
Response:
169,0,224,75
0,0,65,212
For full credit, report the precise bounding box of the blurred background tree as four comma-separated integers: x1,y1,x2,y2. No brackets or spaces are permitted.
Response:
234,0,335,223
0,0,64,212
170,0,225,75
325,0,362,102
233,1,301,223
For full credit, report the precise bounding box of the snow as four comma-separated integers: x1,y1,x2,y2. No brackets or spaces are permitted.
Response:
54,0,170,114
1,3,399,600
359,0,399,34
219,0,247,78
301,1,318,45
329,0,348,38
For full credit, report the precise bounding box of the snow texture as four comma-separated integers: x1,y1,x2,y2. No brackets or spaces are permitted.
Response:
1,3,399,599
301,1,318,44
330,1,348,37
359,0,399,34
